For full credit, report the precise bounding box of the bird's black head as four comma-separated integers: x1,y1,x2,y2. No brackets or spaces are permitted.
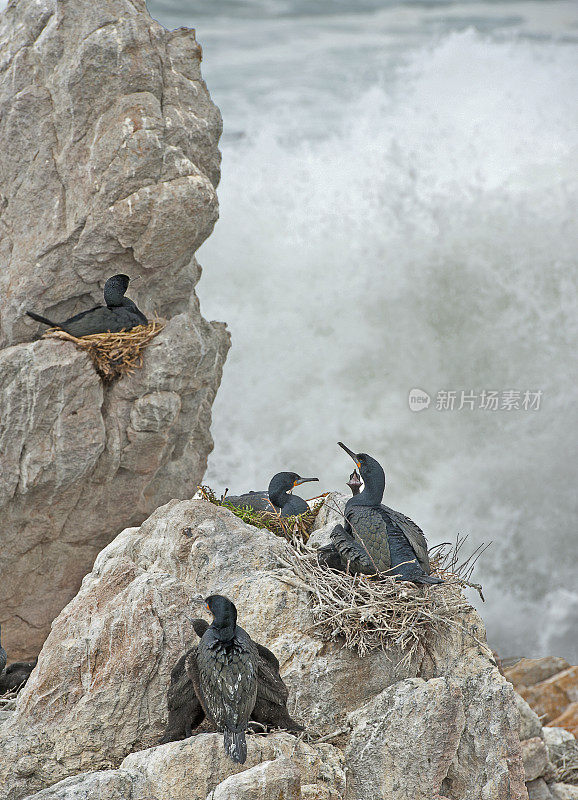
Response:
338,442,385,505
103,274,130,307
267,472,319,505
206,594,237,641
347,469,363,495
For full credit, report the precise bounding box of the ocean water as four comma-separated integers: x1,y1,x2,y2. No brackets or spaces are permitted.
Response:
3,0,576,661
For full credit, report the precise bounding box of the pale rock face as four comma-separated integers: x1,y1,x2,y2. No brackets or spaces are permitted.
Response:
20,736,346,800
516,692,545,741
1,500,527,800
0,0,230,659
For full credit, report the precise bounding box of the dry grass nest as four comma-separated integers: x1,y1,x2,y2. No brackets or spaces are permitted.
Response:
43,321,164,381
273,533,488,662
197,484,326,543
200,487,488,662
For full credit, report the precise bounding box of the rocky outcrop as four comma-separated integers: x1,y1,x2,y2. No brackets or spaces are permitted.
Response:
21,735,346,800
506,659,578,736
0,499,527,800
0,0,230,660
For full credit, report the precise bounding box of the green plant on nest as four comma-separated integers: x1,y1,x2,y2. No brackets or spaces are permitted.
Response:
197,485,326,544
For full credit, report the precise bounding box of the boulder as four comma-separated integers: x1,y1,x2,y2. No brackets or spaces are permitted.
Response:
526,779,555,800
506,659,570,689
551,703,578,738
520,737,551,782
516,692,544,741
0,499,527,800
550,785,578,800
518,669,578,727
0,0,230,661
20,736,345,800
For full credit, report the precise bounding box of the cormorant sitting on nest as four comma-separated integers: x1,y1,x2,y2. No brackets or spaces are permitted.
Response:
161,617,302,745
191,595,258,763
224,472,318,517
26,274,147,336
0,658,37,694
320,443,442,585
347,469,362,496
0,624,7,675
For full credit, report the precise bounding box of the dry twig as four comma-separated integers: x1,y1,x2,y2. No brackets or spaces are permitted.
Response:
43,321,164,381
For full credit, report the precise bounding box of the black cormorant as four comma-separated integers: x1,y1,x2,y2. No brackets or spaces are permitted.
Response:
0,624,6,675
26,274,147,337
224,472,318,517
327,442,442,584
0,658,37,694
194,595,258,763
347,469,362,496
159,652,204,743
160,618,303,743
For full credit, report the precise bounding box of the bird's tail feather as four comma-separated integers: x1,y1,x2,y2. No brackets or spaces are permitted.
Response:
224,728,247,764
26,311,61,329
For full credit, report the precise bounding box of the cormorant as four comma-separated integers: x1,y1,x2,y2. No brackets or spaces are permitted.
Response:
0,658,37,694
317,469,363,570
325,442,442,584
0,624,7,675
193,595,258,763
347,469,362,496
161,618,303,744
224,472,318,517
159,652,204,743
26,274,147,337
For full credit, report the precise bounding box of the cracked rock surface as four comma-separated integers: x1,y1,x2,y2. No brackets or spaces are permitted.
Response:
0,0,229,660
1,499,527,800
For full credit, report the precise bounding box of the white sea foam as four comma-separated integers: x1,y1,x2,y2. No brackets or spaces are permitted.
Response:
198,29,578,659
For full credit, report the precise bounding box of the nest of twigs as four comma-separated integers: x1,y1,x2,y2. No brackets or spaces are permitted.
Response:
43,321,164,382
550,740,578,785
275,531,489,662
197,485,326,544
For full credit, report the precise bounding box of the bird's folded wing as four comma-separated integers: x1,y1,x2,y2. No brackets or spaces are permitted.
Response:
330,523,379,574
381,505,431,573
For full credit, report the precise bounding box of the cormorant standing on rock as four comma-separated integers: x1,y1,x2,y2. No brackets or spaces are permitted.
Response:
26,274,147,336
322,443,442,585
161,617,303,744
0,624,7,675
194,595,258,764
224,472,318,517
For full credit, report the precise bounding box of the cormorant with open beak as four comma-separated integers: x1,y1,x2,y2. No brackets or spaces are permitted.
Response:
26,274,147,337
325,443,442,584
224,472,318,517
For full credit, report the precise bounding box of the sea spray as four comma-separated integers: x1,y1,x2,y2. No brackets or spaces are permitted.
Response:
198,28,578,660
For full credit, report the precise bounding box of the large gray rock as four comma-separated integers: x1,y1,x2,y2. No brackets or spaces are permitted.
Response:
0,500,527,800
21,736,345,800
0,0,229,660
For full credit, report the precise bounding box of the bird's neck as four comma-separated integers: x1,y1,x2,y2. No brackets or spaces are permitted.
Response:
354,477,385,506
212,620,236,643
269,487,291,509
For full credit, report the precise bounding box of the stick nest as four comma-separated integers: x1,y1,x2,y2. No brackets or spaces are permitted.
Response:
197,485,326,544
276,533,488,661
43,321,164,382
